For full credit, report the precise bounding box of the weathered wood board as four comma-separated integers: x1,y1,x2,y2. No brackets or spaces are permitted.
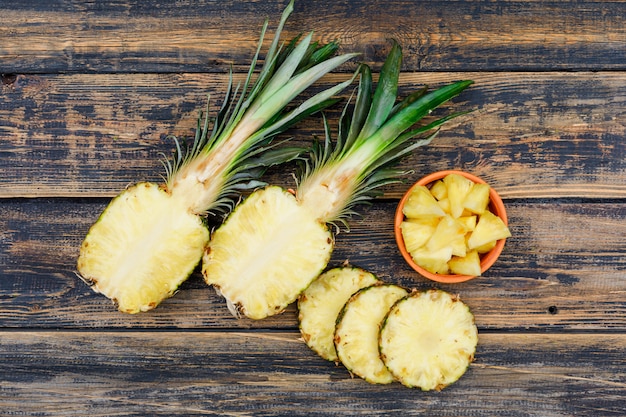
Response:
1,0,625,415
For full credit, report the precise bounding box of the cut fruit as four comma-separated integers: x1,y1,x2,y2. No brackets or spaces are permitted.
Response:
443,173,474,218
77,183,209,313
334,284,409,384
402,185,446,219
204,186,333,319
448,250,481,276
77,0,358,313
379,289,478,391
298,267,380,362
467,211,512,250
400,220,437,253
398,172,510,277
463,182,490,215
204,42,473,318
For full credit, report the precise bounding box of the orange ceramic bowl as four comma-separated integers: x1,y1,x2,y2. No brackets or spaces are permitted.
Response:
394,170,508,284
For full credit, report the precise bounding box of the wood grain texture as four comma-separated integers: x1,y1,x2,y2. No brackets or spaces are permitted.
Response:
2,72,626,198
2,0,626,414
1,0,625,73
1,331,624,416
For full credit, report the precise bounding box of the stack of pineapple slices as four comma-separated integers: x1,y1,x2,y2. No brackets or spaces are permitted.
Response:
298,266,478,391
400,173,511,276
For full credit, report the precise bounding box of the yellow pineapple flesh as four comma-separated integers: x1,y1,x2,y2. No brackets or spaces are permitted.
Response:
334,284,409,384
203,186,334,319
298,267,380,362
77,182,209,313
400,173,510,276
379,289,478,390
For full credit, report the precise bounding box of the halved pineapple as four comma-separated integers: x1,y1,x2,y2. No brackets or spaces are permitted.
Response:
298,267,380,362
204,186,334,319
77,182,209,313
334,283,409,384
379,289,478,391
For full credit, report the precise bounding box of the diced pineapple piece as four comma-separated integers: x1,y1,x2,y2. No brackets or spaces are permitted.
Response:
400,220,437,253
463,182,491,215
410,246,453,274
403,185,446,219
429,180,447,200
458,215,477,232
298,267,380,362
474,239,497,254
334,284,408,384
467,210,511,250
426,215,467,253
448,250,482,276
449,236,467,258
437,197,451,213
379,289,478,391
443,173,475,218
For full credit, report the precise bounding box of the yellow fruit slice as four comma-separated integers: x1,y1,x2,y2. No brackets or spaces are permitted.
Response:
403,185,446,219
467,211,512,250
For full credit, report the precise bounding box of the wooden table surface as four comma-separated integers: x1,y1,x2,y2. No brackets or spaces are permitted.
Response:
2,1,626,415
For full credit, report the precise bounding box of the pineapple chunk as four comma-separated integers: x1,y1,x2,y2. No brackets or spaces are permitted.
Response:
400,220,438,253
410,246,453,274
449,250,482,276
402,185,446,219
458,215,477,232
334,284,409,384
437,197,451,213
425,215,467,253
467,211,512,250
443,173,474,218
463,182,491,215
379,289,478,391
429,179,448,201
203,186,333,320
298,267,380,362
474,239,497,254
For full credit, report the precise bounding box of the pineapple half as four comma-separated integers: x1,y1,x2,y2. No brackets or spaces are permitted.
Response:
298,266,380,361
334,283,408,384
76,0,358,313
204,40,473,319
379,289,478,391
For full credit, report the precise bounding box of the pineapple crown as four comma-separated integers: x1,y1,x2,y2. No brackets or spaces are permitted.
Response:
296,40,473,230
162,0,358,216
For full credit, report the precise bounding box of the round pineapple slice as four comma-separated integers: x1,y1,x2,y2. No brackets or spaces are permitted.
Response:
379,289,478,390
334,284,409,384
77,182,210,313
298,267,380,362
203,186,334,320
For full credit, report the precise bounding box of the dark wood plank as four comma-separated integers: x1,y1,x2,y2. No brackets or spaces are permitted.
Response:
1,330,624,416
2,1,625,73
2,198,626,331
2,72,626,199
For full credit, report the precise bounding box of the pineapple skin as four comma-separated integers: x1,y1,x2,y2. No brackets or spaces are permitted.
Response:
298,267,380,362
203,186,334,320
334,283,409,384
379,289,478,391
77,182,210,313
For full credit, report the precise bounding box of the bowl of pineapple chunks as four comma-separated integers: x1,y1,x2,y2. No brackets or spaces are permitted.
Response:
394,170,511,283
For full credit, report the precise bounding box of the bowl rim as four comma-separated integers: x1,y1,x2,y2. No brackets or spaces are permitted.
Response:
394,170,508,284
